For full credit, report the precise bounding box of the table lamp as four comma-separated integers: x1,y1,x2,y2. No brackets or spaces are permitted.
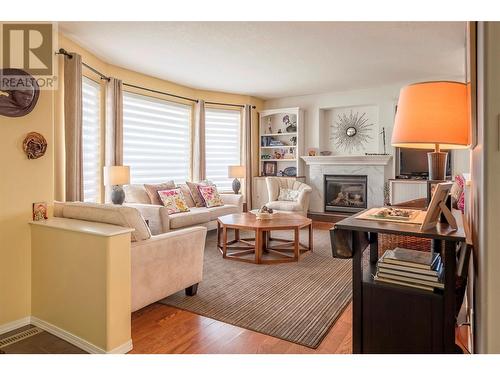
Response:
104,166,130,205
227,165,245,194
392,81,470,180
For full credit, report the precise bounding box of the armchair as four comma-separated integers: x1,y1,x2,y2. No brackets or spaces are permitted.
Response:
265,177,312,216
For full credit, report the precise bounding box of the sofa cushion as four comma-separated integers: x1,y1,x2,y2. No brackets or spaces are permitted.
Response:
266,200,303,212
207,204,240,221
123,184,151,204
54,201,151,242
144,181,176,205
177,184,196,208
168,207,211,229
185,181,206,207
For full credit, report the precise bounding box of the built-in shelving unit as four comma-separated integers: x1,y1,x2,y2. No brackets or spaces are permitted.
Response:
258,107,304,177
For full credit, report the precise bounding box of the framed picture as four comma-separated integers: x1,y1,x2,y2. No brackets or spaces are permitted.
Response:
427,180,445,206
32,202,48,221
263,161,277,176
421,182,457,231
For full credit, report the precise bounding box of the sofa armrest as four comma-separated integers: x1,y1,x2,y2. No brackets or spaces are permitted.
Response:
130,226,207,312
124,203,170,234
221,194,244,212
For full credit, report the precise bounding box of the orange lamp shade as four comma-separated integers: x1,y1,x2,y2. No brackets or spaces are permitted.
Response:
392,81,470,149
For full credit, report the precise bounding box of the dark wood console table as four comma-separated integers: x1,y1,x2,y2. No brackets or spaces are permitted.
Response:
334,209,466,354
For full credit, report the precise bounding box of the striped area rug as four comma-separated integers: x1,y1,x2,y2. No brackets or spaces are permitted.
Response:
160,228,352,348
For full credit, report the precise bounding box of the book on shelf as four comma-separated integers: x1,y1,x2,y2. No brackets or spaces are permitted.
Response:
376,271,444,289
379,247,439,270
377,257,443,280
373,275,434,292
377,259,442,282
376,258,442,277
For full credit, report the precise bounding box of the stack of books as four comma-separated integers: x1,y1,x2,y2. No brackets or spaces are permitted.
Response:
374,247,444,291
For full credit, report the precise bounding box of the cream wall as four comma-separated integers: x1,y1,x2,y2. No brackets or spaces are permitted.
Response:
0,90,54,326
472,21,500,354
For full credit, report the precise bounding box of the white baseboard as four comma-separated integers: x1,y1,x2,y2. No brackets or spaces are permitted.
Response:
0,316,31,335
29,317,132,354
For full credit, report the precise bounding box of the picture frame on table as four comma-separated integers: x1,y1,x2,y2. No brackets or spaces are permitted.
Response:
421,182,457,231
263,161,277,176
427,180,445,205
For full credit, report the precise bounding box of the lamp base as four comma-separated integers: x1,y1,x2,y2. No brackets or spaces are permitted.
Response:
232,178,241,195
111,185,125,205
427,151,448,180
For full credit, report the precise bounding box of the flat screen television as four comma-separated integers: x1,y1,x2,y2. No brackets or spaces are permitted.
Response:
396,147,452,178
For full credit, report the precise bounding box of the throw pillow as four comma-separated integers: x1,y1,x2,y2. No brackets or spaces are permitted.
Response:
144,181,176,206
186,181,207,207
278,188,300,202
177,184,196,207
453,175,466,213
197,185,224,208
158,188,190,214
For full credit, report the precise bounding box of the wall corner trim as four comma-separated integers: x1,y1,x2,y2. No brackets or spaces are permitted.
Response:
0,317,31,335
27,316,132,354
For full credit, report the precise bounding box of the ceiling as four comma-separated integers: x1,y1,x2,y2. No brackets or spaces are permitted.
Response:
59,22,466,99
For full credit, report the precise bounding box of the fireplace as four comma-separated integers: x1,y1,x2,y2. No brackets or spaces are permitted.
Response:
324,175,368,213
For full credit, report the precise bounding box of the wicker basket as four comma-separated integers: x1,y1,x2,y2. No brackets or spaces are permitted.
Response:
255,212,274,220
378,234,432,255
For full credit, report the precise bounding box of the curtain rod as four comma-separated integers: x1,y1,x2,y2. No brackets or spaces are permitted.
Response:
56,48,256,109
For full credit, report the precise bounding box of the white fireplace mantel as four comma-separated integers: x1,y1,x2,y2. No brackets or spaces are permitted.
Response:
301,155,392,166
302,155,393,213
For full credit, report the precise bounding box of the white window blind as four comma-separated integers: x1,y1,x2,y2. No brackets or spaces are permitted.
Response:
123,92,191,185
82,77,101,203
205,108,241,191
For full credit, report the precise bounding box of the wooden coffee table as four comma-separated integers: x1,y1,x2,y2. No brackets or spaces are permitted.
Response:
217,212,313,264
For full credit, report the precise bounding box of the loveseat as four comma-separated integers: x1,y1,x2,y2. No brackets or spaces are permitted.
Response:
123,183,244,235
54,201,207,312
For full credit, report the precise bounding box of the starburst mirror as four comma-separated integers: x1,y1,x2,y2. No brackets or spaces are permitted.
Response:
330,109,375,153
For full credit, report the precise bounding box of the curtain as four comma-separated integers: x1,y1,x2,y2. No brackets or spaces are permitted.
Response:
243,104,253,207
64,52,83,201
104,77,123,202
105,77,124,166
193,99,206,181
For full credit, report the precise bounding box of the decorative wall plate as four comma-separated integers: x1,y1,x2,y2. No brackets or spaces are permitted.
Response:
283,166,297,177
23,132,47,159
0,69,40,117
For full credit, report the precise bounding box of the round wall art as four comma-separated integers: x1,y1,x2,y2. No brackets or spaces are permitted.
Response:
23,132,47,159
0,68,40,117
330,110,374,152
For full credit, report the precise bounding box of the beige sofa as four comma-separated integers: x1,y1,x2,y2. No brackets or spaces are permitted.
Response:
54,201,207,312
123,184,243,235
265,177,312,216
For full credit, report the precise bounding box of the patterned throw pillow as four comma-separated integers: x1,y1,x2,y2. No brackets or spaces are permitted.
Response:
197,185,224,208
144,181,176,206
158,188,190,214
278,188,300,202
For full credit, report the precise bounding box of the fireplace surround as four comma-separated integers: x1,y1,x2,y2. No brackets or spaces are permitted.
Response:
324,175,368,213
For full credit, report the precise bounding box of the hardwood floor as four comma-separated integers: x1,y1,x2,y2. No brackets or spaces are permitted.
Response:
129,221,470,354
130,302,353,354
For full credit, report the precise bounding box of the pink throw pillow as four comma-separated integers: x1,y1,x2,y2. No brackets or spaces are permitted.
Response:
197,185,224,208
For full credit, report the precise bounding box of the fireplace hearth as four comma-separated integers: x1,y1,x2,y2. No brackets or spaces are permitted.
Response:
324,175,368,213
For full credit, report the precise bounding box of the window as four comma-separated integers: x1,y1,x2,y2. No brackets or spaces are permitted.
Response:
123,92,191,185
205,108,241,191
82,77,101,203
